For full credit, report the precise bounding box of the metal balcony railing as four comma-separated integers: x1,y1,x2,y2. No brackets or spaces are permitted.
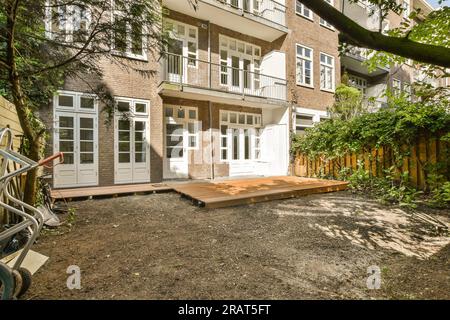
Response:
160,52,287,101
215,0,286,27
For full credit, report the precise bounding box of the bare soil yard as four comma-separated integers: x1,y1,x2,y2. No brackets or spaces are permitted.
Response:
24,191,449,300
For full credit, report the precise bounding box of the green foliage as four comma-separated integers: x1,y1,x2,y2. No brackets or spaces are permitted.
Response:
429,182,450,207
348,162,422,208
363,4,450,79
0,0,164,120
328,84,366,121
292,92,450,208
292,96,450,160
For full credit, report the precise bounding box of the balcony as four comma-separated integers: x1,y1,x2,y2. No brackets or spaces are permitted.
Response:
342,46,389,76
342,0,388,32
159,53,287,108
162,0,288,42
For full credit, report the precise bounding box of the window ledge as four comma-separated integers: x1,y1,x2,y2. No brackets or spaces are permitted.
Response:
111,50,148,62
297,83,315,89
319,24,335,32
295,13,314,22
320,88,335,93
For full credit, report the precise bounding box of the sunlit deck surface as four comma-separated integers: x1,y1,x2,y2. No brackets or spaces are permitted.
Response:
171,176,349,208
51,176,348,208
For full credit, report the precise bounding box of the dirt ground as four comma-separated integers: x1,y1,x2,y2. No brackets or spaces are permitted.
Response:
23,191,449,300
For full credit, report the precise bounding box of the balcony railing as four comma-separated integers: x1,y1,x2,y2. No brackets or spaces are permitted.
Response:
160,52,287,101
214,0,286,27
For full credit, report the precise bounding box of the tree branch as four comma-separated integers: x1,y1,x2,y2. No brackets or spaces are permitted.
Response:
297,0,450,68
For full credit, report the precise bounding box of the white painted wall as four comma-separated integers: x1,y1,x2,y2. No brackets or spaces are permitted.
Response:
260,50,286,80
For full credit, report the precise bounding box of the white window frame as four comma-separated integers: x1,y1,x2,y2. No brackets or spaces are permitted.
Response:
164,105,199,151
392,79,402,96
403,82,413,101
219,35,262,90
164,19,199,69
348,75,368,97
296,44,314,88
293,107,328,135
114,97,150,116
111,1,148,61
402,0,410,19
219,110,262,162
54,90,98,113
295,1,313,21
44,1,92,42
320,52,335,92
320,0,334,30
294,113,314,135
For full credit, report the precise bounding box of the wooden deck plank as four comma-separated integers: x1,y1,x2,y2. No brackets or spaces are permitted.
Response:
171,177,348,208
51,176,349,208
51,183,172,200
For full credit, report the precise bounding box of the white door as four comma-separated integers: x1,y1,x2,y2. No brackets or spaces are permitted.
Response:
261,124,288,176
54,112,98,188
163,121,188,179
115,118,150,184
229,127,256,176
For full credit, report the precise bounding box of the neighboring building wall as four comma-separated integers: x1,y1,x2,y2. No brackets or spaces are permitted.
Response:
276,0,341,112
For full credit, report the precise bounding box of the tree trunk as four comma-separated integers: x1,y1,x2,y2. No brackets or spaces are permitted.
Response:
23,138,41,206
5,0,42,206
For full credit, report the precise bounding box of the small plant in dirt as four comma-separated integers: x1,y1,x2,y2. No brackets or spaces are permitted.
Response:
348,163,421,208
41,207,77,236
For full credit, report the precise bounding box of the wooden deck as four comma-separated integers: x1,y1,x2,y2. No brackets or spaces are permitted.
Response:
172,176,349,208
50,183,172,200
50,176,348,208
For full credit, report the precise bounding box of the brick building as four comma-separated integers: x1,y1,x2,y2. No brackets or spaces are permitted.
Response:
43,0,440,189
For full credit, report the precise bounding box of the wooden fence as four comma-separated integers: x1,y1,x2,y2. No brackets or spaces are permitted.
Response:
0,97,23,224
293,134,450,191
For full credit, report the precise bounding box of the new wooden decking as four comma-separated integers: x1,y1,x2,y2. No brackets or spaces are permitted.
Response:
172,176,349,208
50,183,172,200
50,176,348,208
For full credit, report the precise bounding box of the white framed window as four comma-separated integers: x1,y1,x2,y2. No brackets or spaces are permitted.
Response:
165,19,198,68
320,53,335,92
320,0,334,30
402,0,410,19
295,1,313,21
296,44,314,87
403,82,412,100
45,1,92,42
115,97,149,116
164,105,199,150
219,35,261,89
348,75,367,97
54,90,97,113
295,114,314,136
219,110,262,162
392,79,402,96
254,128,261,160
112,1,147,60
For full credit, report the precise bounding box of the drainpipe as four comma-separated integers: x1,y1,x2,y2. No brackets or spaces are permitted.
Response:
207,21,215,180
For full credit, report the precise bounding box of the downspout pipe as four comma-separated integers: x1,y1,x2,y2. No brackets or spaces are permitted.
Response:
207,21,215,180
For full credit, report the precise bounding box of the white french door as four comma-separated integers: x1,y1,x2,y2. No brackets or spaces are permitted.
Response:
54,112,98,188
115,117,150,184
163,121,188,179
229,55,255,95
229,127,258,176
